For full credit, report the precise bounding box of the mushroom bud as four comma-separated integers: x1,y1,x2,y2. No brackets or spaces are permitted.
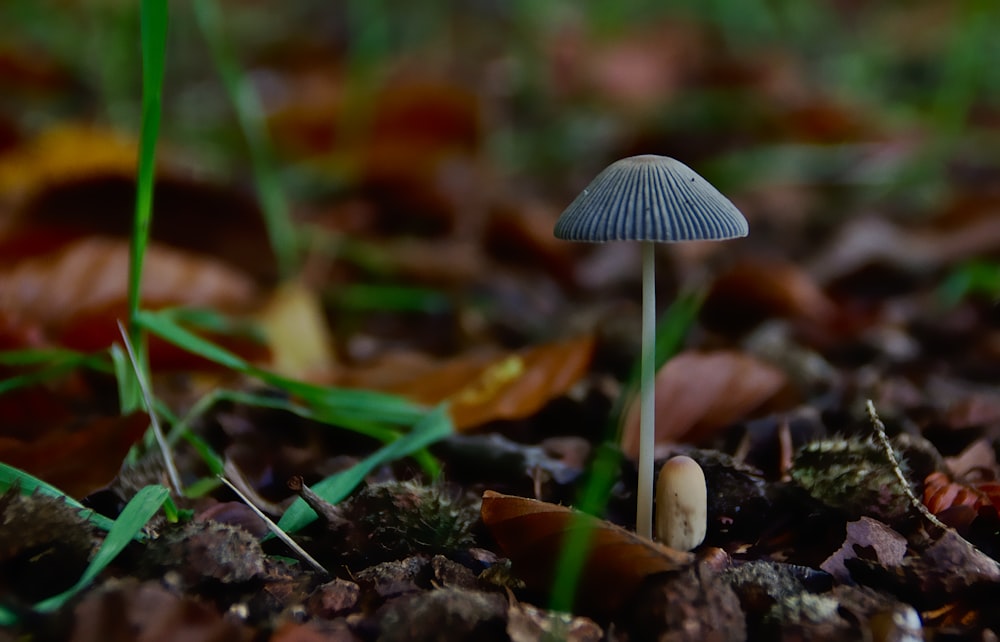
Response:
655,455,707,551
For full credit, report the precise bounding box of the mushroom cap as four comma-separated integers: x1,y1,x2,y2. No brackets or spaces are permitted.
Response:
554,155,748,243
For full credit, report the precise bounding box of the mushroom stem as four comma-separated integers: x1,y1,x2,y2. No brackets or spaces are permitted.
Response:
636,240,656,539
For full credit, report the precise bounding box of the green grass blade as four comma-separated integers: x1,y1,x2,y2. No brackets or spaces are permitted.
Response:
128,0,168,342
939,260,1000,307
276,404,453,533
35,485,169,613
0,349,111,396
192,0,298,278
0,363,81,396
179,432,225,477
136,309,248,369
0,463,117,532
0,348,95,366
136,309,427,426
332,284,452,314
110,343,143,414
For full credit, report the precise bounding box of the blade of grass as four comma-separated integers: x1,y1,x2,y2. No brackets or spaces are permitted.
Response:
0,348,103,367
34,485,170,613
276,403,453,534
169,388,440,484
173,388,400,445
110,343,143,414
128,0,168,345
331,283,452,314
939,260,1000,307
0,463,116,532
192,0,298,278
136,309,427,426
549,292,701,612
0,349,111,396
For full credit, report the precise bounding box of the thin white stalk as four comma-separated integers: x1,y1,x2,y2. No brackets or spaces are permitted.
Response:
117,321,183,494
217,475,329,575
637,241,656,539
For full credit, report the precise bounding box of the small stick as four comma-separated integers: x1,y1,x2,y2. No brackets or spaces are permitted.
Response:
286,475,349,529
117,320,182,494
219,475,329,575
866,399,948,531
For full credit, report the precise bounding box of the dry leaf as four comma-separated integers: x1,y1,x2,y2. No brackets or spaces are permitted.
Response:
821,517,907,585
257,279,336,380
701,257,839,334
70,579,253,642
507,599,603,642
0,124,137,203
621,350,788,457
480,490,692,614
809,215,1000,284
343,336,595,431
0,236,258,351
0,411,149,498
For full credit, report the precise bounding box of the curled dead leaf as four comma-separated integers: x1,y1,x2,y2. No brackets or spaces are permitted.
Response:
621,350,788,457
480,490,692,614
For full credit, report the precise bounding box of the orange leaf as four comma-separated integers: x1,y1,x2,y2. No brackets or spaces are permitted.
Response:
340,336,595,431
621,350,787,457
481,491,692,614
0,124,137,202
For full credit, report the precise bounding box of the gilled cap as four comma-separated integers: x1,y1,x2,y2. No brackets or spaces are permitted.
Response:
554,155,748,243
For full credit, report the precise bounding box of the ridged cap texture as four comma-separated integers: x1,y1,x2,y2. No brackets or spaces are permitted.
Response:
554,155,748,243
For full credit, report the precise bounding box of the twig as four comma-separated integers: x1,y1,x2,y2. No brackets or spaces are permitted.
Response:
117,320,183,494
866,399,948,531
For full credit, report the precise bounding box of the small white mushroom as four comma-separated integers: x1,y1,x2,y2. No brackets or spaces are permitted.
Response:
655,455,708,551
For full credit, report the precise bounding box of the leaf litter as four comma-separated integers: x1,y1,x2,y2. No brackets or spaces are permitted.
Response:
3,2,1000,640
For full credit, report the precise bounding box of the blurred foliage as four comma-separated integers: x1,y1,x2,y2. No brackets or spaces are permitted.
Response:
2,0,999,201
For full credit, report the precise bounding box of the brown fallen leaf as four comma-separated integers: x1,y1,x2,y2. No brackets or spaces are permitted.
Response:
0,236,261,358
809,215,1000,285
342,335,595,431
480,490,693,614
821,517,908,585
701,257,840,334
70,578,253,642
621,350,788,457
0,410,149,499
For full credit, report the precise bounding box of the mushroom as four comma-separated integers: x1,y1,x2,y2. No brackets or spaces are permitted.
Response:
554,155,747,539
655,455,707,550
